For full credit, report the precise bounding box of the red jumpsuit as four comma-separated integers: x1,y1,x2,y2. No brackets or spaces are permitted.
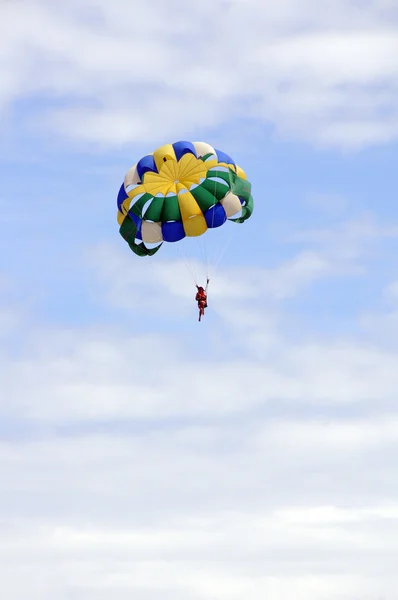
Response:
195,286,208,321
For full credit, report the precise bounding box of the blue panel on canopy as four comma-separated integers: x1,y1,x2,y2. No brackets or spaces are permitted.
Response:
204,203,227,228
215,148,236,167
117,183,128,211
136,155,157,180
172,141,197,161
162,220,186,242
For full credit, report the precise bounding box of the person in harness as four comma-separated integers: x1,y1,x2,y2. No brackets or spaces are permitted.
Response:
195,279,209,322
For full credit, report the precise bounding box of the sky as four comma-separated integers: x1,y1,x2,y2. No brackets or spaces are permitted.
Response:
1,0,398,598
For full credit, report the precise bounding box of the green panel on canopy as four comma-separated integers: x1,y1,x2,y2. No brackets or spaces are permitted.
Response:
161,195,181,221
119,215,162,256
190,185,218,212
227,170,253,223
201,177,230,201
228,169,252,197
128,193,154,218
206,170,231,185
144,196,165,222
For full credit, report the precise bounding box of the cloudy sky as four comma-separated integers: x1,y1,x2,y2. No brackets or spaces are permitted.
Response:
1,0,398,598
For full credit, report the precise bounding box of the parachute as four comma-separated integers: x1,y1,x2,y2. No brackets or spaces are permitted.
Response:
116,140,254,259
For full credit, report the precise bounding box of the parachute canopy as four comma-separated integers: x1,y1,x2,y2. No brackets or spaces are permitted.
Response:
117,140,253,256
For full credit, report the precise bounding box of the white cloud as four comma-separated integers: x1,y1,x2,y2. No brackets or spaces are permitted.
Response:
4,212,398,425
305,193,348,216
1,0,398,149
358,284,398,341
2,204,398,597
1,419,398,599
4,310,398,423
287,212,398,265
383,280,398,302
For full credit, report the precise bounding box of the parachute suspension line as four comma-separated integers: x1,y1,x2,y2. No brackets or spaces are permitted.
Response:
195,229,209,283
208,219,239,281
201,155,220,283
203,231,209,280
175,241,198,286
195,234,208,283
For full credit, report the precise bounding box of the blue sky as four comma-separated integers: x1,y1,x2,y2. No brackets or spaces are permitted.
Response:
1,0,398,598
